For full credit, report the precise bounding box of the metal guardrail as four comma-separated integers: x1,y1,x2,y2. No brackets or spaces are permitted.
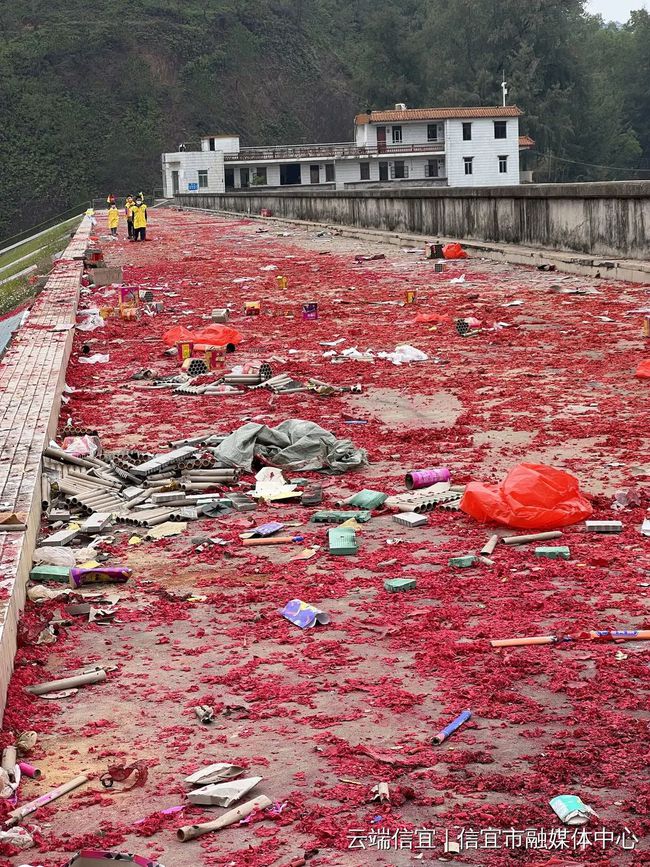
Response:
0,202,91,254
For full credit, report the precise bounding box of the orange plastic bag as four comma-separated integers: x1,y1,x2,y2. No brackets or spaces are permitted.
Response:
635,359,650,379
162,325,194,347
460,463,593,530
162,324,243,348
192,324,243,346
442,243,468,260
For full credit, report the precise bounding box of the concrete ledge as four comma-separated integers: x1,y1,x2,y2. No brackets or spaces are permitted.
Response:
176,205,650,284
0,217,91,720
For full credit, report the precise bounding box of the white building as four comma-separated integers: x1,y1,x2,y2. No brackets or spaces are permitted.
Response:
162,104,533,196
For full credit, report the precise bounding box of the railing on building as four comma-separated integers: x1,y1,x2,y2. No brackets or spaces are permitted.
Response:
223,141,445,161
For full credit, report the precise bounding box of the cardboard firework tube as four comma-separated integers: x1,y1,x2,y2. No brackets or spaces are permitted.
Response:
177,794,272,842
2,746,17,781
405,468,451,490
609,629,650,641
66,469,121,489
27,669,106,696
125,486,165,509
481,534,499,556
43,447,97,470
502,531,562,545
5,773,89,827
242,536,296,547
18,762,41,780
432,709,472,745
490,636,556,648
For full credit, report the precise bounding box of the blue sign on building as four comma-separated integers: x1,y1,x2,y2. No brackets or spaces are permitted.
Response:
188,183,199,191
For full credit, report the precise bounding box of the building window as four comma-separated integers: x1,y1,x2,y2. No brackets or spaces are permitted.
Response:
427,124,438,141
209,138,216,151
464,157,473,176
310,165,320,184
462,122,472,141
253,167,267,185
498,155,508,174
240,168,250,188
392,126,403,144
425,159,439,178
325,164,335,182
494,121,507,139
391,160,408,179
360,162,370,181
198,170,208,189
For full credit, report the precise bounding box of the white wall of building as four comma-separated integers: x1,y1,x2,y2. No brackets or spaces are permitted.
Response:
445,118,520,187
200,135,240,153
162,152,225,196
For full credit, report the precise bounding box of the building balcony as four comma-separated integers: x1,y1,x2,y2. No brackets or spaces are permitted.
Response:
221,140,445,162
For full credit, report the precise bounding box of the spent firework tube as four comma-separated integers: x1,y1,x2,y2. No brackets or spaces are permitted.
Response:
405,467,451,490
432,709,472,745
18,762,42,780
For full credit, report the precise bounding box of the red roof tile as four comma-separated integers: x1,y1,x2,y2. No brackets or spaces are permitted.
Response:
519,134,535,148
355,106,523,124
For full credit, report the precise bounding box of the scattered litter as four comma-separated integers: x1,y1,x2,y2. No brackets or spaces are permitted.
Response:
370,782,390,802
101,760,148,791
432,709,472,744
549,794,598,825
461,463,593,530
185,763,244,787
78,354,110,364
280,599,330,629
188,776,262,807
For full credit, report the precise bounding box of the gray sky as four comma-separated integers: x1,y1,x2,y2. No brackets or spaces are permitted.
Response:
586,0,647,20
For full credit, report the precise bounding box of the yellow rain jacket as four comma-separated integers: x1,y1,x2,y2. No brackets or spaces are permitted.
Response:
132,203,147,229
107,208,119,228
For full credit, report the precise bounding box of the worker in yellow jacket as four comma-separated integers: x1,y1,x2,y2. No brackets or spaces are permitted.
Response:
124,195,135,239
107,202,120,237
131,197,148,242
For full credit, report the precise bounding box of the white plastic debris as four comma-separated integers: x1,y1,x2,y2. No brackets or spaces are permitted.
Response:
76,312,105,331
78,354,109,364
0,827,34,850
32,547,76,567
253,467,297,501
377,344,428,365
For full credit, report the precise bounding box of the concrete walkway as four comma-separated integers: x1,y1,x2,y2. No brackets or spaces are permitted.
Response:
0,218,91,719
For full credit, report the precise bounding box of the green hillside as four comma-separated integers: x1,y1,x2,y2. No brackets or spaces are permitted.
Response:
0,0,648,240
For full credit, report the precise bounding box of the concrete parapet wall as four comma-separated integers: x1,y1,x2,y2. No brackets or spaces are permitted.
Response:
177,181,650,259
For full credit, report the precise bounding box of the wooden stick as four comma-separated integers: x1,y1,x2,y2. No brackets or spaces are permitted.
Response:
242,536,296,547
5,773,89,826
491,636,556,647
177,794,272,842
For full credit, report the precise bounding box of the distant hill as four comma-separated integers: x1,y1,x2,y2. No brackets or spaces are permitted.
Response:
0,0,648,239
